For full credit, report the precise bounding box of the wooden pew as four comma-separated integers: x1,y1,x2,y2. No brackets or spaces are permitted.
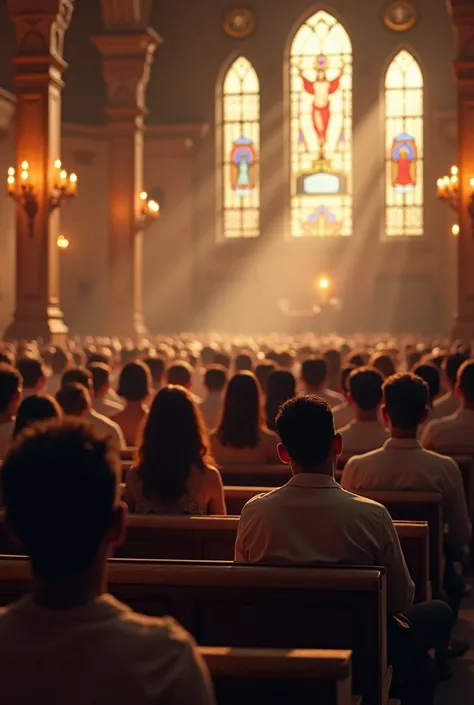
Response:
354,490,443,596
0,512,429,602
0,556,388,705
200,646,354,705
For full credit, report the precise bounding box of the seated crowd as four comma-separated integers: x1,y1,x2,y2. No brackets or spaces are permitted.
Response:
0,334,473,704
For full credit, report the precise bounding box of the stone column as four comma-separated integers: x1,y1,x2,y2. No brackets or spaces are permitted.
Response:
4,0,74,343
92,1,160,339
449,0,474,339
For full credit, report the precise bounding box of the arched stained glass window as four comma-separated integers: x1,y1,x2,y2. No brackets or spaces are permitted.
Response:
290,11,352,238
385,50,423,237
221,57,260,239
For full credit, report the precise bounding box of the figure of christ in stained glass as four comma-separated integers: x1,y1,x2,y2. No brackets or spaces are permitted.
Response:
290,11,352,238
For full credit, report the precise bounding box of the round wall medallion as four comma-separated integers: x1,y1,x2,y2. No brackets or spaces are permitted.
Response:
223,7,256,39
383,1,417,32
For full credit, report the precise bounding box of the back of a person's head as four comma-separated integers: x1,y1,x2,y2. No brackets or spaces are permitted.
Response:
458,360,474,404
61,366,93,392
139,386,210,504
204,365,228,392
255,360,277,394
265,370,296,431
445,351,470,387
235,353,253,372
340,363,357,395
348,366,384,412
301,355,327,388
0,350,15,367
218,371,262,448
87,362,111,394
324,349,341,375
117,360,151,402
56,383,91,416
383,373,428,430
17,355,45,389
346,351,367,368
86,351,110,366
412,362,440,405
214,351,231,369
276,395,334,468
2,420,120,578
200,345,216,367
50,347,72,375
143,355,166,387
166,361,192,388
13,394,62,438
369,352,396,380
278,350,295,369
0,364,22,416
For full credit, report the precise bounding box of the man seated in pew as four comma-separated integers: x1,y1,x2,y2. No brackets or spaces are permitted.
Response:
421,359,474,453
235,395,454,704
341,373,470,630
300,356,345,409
338,367,389,453
0,420,215,705
332,363,357,431
432,351,469,419
126,386,226,515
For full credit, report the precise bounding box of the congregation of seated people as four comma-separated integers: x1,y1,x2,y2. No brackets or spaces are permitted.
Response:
0,334,473,704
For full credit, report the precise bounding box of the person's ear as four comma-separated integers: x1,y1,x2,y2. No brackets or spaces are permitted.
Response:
107,502,127,553
334,432,343,457
277,443,291,465
381,404,389,426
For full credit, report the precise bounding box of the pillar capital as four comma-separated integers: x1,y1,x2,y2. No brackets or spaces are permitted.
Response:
7,0,74,66
100,0,152,30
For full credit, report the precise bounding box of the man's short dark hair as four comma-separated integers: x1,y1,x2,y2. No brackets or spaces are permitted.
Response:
117,360,151,402
87,362,111,394
61,366,93,392
412,363,441,405
50,347,71,375
340,364,356,394
56,383,91,416
301,356,327,388
369,353,396,380
201,346,216,367
348,367,384,411
214,352,231,369
143,355,166,386
2,420,120,578
383,373,428,430
17,356,45,388
204,365,227,392
0,350,15,366
444,352,470,387
235,353,253,372
276,395,334,467
166,362,192,387
458,360,474,404
0,364,22,414
255,361,277,394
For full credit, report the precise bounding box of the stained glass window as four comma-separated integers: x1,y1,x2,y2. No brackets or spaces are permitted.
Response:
221,57,260,239
385,50,423,237
290,11,352,238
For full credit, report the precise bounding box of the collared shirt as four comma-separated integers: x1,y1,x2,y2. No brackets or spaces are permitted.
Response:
333,401,355,431
420,408,474,454
93,396,123,419
433,390,460,419
0,593,215,705
87,409,126,449
235,473,415,615
339,419,389,455
341,438,471,549
200,392,223,431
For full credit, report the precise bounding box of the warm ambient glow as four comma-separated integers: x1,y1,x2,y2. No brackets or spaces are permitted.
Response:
452,224,460,236
57,234,69,249
317,275,330,291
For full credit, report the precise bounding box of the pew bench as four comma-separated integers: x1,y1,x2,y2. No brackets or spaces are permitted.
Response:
0,556,388,705
200,646,355,705
0,511,430,603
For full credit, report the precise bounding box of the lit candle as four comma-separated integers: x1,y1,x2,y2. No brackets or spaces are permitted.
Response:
59,169,68,186
7,167,15,195
470,178,474,193
68,172,77,195
140,191,148,201
451,165,458,176
57,234,69,250
452,224,460,236
21,161,29,171
147,199,160,214
54,159,62,169
20,169,29,183
437,178,444,197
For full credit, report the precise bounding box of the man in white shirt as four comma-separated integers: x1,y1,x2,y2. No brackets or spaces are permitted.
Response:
200,365,227,430
235,395,453,704
61,368,126,449
0,420,214,705
339,367,389,454
432,352,469,419
88,362,123,418
300,356,344,408
0,364,22,460
16,356,46,400
46,346,72,397
421,360,474,453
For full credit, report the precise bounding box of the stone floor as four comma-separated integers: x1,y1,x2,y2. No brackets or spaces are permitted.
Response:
436,582,474,705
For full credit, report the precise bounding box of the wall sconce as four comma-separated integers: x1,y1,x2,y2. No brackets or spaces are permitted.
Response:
7,159,78,238
437,166,459,210
136,190,160,231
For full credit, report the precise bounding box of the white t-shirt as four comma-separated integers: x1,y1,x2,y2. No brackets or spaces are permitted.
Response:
87,409,126,449
0,593,215,705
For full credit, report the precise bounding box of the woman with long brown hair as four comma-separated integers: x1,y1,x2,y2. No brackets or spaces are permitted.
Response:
210,371,279,465
125,385,226,515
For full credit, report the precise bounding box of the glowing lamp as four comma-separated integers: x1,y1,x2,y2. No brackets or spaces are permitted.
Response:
452,224,460,236
57,234,69,250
